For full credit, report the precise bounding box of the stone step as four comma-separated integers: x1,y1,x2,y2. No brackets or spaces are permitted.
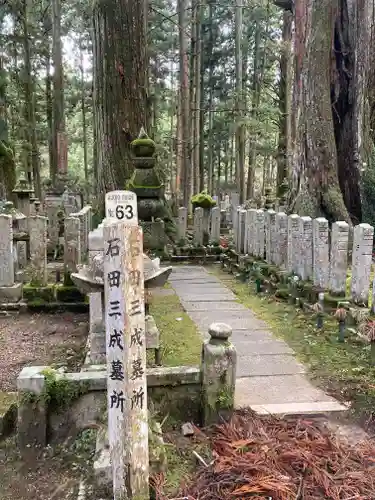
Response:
250,401,349,416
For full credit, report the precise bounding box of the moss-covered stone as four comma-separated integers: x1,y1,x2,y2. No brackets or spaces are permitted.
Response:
23,284,55,303
55,285,85,303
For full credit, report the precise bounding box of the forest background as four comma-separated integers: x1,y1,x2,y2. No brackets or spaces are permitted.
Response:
1,0,375,226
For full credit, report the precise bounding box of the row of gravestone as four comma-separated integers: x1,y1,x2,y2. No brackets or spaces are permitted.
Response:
233,208,375,309
0,205,92,302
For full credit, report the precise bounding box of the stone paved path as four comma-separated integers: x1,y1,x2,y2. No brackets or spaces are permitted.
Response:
170,265,347,415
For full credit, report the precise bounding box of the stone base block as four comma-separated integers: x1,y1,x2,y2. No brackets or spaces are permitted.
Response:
0,282,22,303
15,270,25,283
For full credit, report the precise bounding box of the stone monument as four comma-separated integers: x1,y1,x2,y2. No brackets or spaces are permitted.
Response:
127,128,176,250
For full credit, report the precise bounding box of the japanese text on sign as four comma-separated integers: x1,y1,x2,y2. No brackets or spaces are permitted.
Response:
105,190,138,224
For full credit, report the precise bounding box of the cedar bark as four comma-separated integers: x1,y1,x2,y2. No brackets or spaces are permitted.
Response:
92,0,148,214
290,0,372,223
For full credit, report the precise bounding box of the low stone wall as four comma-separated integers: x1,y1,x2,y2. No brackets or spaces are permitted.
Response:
17,323,237,456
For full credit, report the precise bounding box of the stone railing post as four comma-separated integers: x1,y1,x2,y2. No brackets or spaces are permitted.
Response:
202,323,237,426
17,367,47,457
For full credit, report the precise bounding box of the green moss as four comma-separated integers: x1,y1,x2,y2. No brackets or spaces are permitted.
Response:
55,284,85,303
191,191,216,209
210,266,375,424
149,288,202,366
41,368,89,411
23,284,55,303
216,385,234,410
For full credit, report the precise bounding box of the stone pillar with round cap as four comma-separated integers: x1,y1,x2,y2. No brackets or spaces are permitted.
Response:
202,322,237,425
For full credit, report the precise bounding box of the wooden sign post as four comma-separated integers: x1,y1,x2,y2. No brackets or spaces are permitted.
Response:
103,220,149,499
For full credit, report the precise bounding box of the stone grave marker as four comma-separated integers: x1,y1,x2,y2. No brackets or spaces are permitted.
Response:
193,207,204,245
210,206,220,243
0,214,14,287
29,215,48,286
275,212,288,268
313,217,329,289
178,206,187,241
329,221,349,295
351,223,374,305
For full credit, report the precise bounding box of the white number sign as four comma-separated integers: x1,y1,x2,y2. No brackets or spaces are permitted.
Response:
105,190,138,224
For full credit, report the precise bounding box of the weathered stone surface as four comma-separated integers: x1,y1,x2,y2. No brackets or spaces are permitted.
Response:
329,221,349,295
265,209,276,264
237,354,305,377
255,210,265,258
64,216,81,273
0,214,14,287
237,209,246,253
210,206,220,243
287,214,300,274
16,241,27,269
181,301,245,312
202,323,236,425
178,206,187,241
313,217,329,289
299,216,313,280
181,422,195,436
193,207,204,246
29,215,48,286
275,212,288,268
351,223,374,305
235,374,337,406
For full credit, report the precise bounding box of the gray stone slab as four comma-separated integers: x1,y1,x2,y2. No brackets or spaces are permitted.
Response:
233,338,293,355
235,374,338,406
181,293,237,302
231,330,274,343
172,284,226,292
171,266,206,272
169,275,219,283
181,301,245,312
236,354,305,377
188,311,268,331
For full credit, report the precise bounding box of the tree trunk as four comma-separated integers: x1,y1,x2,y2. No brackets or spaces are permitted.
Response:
276,10,292,196
79,35,89,198
92,0,148,214
52,0,66,182
192,0,202,195
21,0,41,198
177,0,191,206
290,0,372,223
235,0,245,203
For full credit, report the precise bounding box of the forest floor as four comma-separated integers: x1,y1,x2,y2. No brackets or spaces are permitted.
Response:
0,310,89,500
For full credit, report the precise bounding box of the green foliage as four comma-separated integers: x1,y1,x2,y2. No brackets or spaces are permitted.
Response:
191,191,216,209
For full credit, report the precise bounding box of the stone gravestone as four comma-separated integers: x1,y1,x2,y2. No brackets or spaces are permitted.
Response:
64,217,81,274
351,223,374,305
329,221,349,296
210,206,220,244
0,214,14,287
265,209,276,264
299,217,313,280
178,206,187,242
103,222,149,499
237,209,246,253
275,212,288,268
29,215,48,286
255,209,265,258
193,207,204,245
313,217,329,289
287,214,300,275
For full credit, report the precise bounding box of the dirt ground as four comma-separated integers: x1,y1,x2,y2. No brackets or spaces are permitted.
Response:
0,311,88,392
0,311,91,500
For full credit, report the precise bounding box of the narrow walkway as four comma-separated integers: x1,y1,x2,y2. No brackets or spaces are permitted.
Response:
170,265,347,415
